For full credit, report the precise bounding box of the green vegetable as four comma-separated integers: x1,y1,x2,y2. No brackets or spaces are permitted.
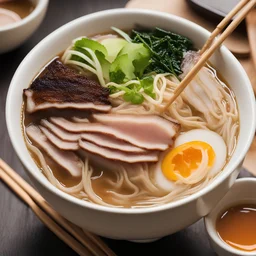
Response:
140,76,155,99
71,38,110,80
109,54,135,83
109,82,143,104
118,43,151,77
123,91,144,104
109,43,151,83
131,27,193,77
109,76,155,105
74,38,108,56
66,27,193,105
101,38,128,63
95,51,111,81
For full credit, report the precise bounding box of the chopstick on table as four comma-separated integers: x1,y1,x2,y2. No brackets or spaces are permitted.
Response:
0,159,116,256
162,0,256,111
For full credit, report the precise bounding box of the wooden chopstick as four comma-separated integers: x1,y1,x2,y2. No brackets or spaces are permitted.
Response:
200,0,250,54
0,167,91,256
0,159,116,256
162,0,256,111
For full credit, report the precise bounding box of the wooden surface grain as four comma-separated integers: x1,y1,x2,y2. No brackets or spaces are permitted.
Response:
0,1,254,255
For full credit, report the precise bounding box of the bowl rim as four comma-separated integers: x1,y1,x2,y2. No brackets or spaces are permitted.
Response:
6,8,256,215
0,0,48,32
204,178,256,255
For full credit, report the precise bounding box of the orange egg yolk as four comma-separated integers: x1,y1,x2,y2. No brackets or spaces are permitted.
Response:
161,141,215,181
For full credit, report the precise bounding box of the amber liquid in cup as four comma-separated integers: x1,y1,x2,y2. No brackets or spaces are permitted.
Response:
0,0,34,27
216,204,256,252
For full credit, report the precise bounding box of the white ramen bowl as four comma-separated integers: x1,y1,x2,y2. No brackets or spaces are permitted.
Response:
205,178,256,256
0,0,48,54
6,9,256,241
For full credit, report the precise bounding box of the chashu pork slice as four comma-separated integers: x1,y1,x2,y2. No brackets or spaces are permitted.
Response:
50,117,173,150
93,114,180,148
26,125,82,177
72,117,90,123
79,140,159,163
80,133,146,153
23,59,111,113
42,119,146,153
40,119,80,142
39,125,79,151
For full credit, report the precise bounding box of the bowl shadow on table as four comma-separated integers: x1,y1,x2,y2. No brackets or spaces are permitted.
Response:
30,226,78,255
104,219,215,256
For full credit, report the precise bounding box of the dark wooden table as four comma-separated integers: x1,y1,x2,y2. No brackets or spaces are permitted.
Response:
0,1,254,255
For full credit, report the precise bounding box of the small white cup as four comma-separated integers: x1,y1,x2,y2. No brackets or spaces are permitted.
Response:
0,0,48,54
205,178,256,256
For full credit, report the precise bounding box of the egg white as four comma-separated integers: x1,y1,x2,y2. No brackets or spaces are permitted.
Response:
153,129,227,192
153,150,179,191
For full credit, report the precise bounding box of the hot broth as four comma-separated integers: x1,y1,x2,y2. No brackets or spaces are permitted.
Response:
22,28,239,208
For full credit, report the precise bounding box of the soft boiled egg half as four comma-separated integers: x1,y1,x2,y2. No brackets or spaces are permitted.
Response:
154,129,227,192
